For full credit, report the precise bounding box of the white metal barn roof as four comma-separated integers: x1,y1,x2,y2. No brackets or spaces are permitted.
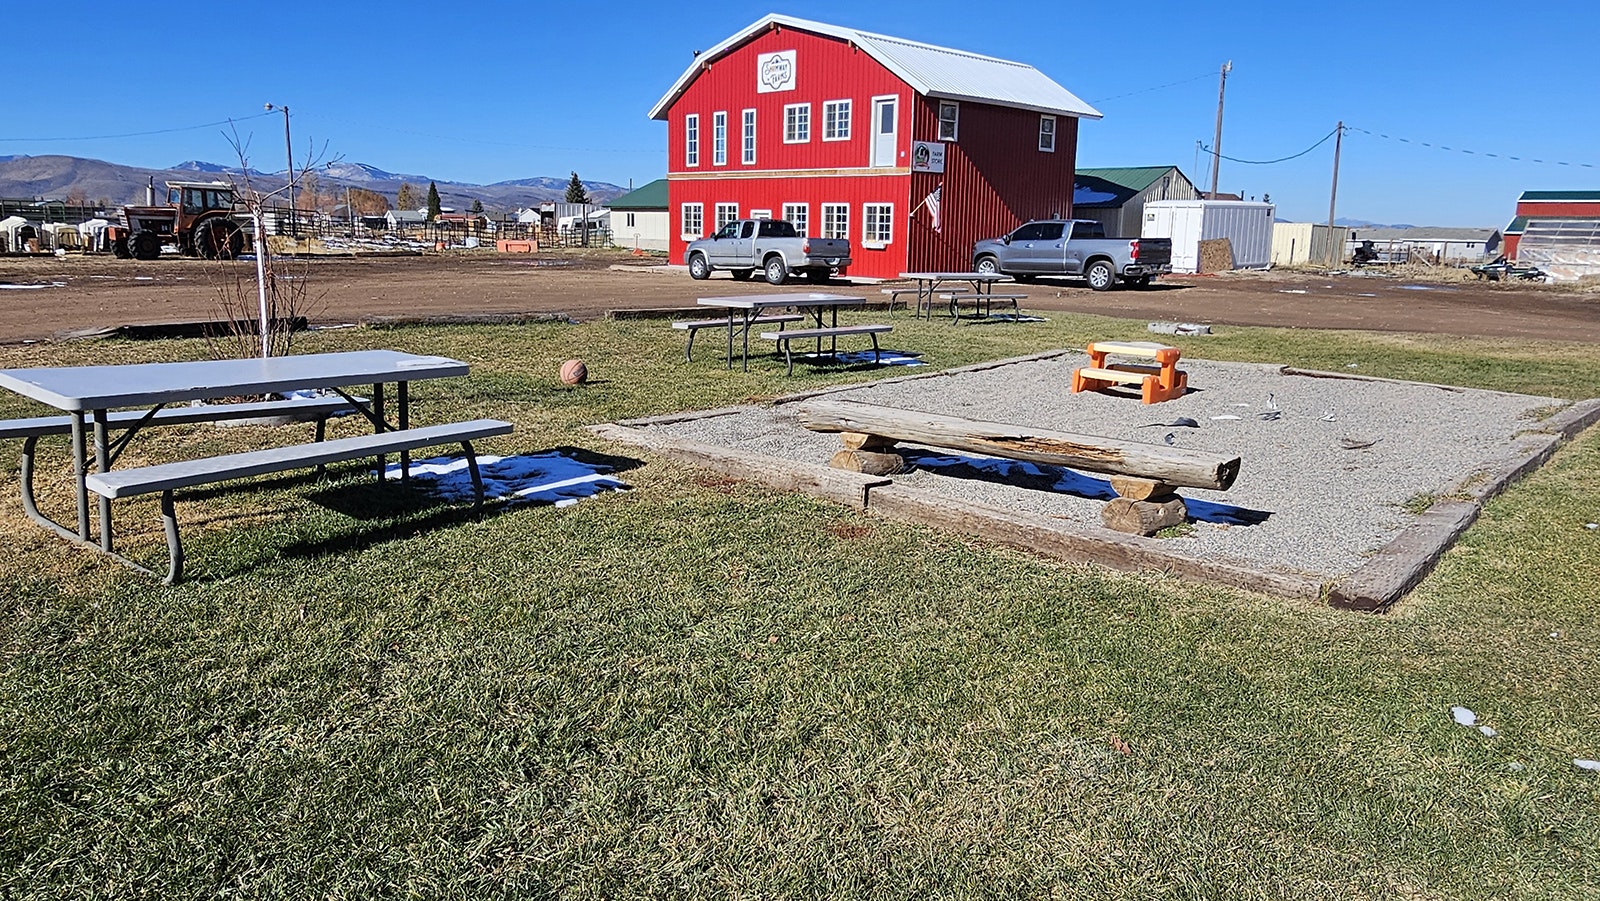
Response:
649,14,1101,121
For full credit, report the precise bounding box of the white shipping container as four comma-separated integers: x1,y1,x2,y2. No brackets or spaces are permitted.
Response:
1142,200,1276,273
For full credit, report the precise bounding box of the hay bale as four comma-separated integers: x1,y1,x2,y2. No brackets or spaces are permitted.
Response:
1198,238,1234,273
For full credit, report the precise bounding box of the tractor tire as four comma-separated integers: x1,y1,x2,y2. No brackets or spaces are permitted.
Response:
112,234,131,259
193,219,244,260
130,231,162,260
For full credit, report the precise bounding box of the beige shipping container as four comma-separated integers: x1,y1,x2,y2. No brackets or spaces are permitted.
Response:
1272,222,1350,266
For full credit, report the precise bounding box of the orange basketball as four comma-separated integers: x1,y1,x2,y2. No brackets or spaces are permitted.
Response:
559,359,588,385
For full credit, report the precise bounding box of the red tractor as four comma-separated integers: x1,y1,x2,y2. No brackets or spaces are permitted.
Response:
112,181,247,260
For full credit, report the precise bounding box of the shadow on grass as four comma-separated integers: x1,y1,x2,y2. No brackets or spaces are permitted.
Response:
899,448,1272,526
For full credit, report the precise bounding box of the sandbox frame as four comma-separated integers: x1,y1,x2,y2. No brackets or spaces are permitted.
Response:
593,351,1600,611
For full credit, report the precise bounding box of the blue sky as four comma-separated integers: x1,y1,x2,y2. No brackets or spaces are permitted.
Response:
6,1,1596,227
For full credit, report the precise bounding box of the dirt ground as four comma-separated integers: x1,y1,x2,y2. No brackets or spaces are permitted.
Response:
2,249,1598,344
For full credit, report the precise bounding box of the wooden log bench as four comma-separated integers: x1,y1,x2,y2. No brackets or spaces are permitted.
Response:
760,324,892,375
936,292,1028,322
82,418,513,584
1071,340,1188,404
795,399,1239,536
672,313,805,362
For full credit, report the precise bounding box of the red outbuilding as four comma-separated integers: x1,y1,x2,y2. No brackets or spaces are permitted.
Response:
648,15,1102,280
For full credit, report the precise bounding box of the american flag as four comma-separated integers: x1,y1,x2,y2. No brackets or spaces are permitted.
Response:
925,185,942,233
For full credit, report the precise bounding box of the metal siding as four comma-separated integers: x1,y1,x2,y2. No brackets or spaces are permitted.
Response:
662,26,1081,277
906,97,1076,272
1515,200,1600,218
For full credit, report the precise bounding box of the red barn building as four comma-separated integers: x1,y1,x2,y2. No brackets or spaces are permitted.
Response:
1503,190,1600,259
648,15,1101,279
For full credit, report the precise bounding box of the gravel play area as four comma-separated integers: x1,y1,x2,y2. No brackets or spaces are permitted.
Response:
616,351,1596,602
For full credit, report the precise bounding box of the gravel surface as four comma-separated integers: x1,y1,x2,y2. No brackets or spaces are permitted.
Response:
644,352,1570,580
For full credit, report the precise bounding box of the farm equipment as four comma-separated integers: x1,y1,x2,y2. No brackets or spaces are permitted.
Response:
1470,256,1546,282
112,181,247,261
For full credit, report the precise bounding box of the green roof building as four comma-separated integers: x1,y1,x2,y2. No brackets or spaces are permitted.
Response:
1072,166,1200,237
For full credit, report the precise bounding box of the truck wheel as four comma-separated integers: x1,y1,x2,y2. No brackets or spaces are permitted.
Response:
193,219,244,260
806,270,830,285
763,256,789,285
1086,260,1115,291
688,253,710,280
730,268,753,281
974,255,1000,275
130,231,162,260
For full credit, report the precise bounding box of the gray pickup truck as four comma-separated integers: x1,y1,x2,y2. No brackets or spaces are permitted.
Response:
971,219,1172,291
685,219,852,285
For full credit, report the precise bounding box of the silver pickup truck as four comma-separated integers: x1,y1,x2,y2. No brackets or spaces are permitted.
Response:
971,219,1172,291
686,219,851,285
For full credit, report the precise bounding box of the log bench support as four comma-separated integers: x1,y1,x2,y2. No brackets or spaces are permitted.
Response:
797,400,1240,536
1071,340,1188,404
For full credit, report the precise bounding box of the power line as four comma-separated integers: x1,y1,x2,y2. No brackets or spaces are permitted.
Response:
1347,125,1595,168
1089,71,1217,105
0,111,276,143
1200,126,1341,165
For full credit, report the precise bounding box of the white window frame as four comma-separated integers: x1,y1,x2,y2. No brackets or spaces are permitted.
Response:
741,109,757,165
715,202,739,231
712,111,728,166
1038,114,1056,153
821,203,849,241
783,203,808,236
750,208,772,221
784,103,811,143
684,114,699,167
862,203,893,248
822,99,852,141
681,202,703,238
938,101,959,142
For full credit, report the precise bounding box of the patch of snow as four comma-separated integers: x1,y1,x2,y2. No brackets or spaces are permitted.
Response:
0,282,65,290
385,451,630,506
1576,759,1600,772
1451,706,1477,727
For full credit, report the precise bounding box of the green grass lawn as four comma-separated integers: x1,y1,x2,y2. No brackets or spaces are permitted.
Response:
1,312,1598,899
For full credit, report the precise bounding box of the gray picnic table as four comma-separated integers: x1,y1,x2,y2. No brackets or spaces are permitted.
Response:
898,271,1013,321
0,350,470,556
695,293,867,371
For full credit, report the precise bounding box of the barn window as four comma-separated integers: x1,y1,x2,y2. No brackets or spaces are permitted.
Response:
938,102,959,141
681,203,703,238
742,109,757,165
713,111,728,166
783,203,808,236
625,212,636,227
685,114,699,167
821,203,849,240
784,103,811,143
863,203,893,247
1038,115,1056,152
715,202,739,230
823,100,852,141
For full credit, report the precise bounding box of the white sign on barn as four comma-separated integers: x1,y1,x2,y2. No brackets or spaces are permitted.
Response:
911,141,946,173
757,50,797,93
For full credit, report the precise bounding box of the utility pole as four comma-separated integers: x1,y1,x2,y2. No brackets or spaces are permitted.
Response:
265,103,294,236
1209,61,1232,200
1326,121,1344,268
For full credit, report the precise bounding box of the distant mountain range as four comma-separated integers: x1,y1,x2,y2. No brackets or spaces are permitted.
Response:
0,154,629,214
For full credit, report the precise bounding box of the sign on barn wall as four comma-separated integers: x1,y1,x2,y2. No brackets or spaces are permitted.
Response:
911,141,946,173
757,50,797,93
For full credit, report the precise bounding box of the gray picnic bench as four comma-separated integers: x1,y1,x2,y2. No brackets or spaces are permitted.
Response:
85,419,512,584
672,313,804,361
759,323,893,374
